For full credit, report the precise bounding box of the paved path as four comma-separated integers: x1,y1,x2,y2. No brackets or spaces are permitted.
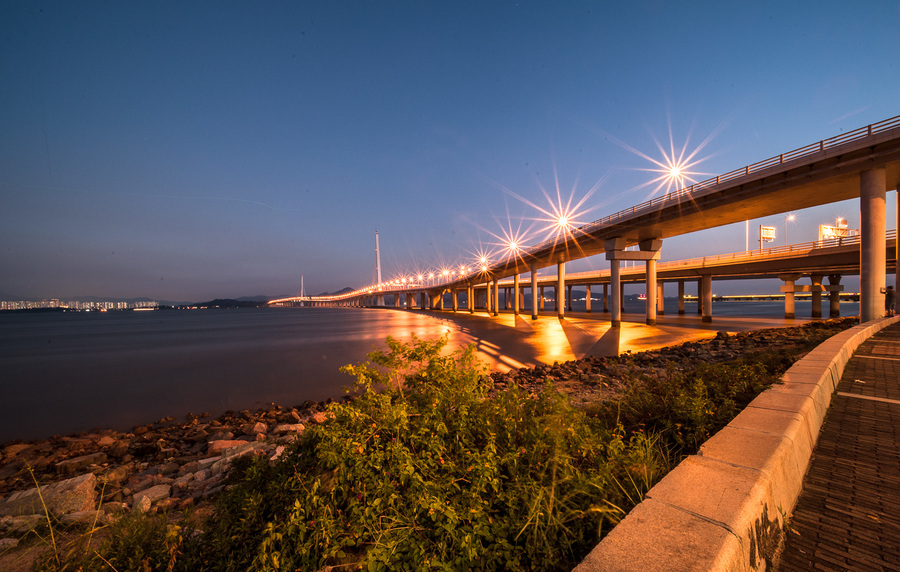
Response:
778,322,900,571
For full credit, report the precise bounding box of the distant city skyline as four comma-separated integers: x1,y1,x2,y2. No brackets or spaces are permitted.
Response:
2,2,898,301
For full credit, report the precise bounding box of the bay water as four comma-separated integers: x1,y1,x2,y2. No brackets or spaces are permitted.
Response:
0,299,858,443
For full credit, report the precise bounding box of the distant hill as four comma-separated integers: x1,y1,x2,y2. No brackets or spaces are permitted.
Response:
234,295,275,303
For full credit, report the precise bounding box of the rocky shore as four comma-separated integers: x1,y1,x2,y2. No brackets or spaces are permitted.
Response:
0,317,856,553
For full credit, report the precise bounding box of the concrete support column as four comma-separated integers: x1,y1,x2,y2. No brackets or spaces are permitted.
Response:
645,258,657,326
810,275,823,318
620,282,626,313
697,280,703,315
585,284,592,313
492,278,500,316
779,274,802,319
860,167,887,321
828,275,842,318
513,274,520,316
394,294,400,308
610,260,621,327
678,280,685,315
567,284,573,312
530,262,539,320
539,287,545,310
452,289,458,312
557,261,566,318
603,283,609,312
468,286,475,314
701,275,712,323
657,282,665,316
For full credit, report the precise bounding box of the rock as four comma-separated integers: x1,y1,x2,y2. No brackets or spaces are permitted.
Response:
133,484,170,508
241,422,267,436
98,465,130,487
2,444,33,458
102,501,129,515
207,440,250,456
272,423,305,434
55,452,107,475
97,435,117,447
131,495,152,514
3,515,42,533
0,537,19,549
310,411,330,424
0,473,97,517
177,461,200,477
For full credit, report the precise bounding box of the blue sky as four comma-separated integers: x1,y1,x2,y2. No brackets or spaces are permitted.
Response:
2,1,898,301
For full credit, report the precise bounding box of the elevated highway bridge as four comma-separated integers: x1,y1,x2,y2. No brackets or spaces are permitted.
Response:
272,115,900,324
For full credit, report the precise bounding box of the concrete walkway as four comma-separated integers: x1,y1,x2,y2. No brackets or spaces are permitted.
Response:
778,322,900,571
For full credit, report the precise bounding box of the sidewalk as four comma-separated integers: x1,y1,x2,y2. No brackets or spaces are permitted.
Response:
778,322,900,571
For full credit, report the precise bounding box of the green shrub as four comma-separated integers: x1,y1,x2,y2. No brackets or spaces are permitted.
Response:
195,335,664,571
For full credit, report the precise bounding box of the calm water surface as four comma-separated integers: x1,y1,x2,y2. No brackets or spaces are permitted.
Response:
0,308,461,443
0,300,859,443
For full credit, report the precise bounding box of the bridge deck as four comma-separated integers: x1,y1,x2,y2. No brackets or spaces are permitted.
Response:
778,322,900,571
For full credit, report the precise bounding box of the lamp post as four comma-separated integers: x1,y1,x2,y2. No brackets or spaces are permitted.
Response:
784,214,796,246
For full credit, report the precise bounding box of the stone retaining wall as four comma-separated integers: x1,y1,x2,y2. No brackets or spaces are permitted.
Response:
574,316,900,572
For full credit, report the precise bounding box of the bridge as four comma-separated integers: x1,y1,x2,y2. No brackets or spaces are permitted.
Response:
271,115,900,324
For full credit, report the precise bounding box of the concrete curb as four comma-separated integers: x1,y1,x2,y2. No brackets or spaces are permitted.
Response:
574,316,900,572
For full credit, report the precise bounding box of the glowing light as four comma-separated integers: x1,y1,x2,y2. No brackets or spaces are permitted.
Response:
609,114,724,199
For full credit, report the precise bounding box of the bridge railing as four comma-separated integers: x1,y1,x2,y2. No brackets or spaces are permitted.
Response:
301,115,900,301
525,114,900,256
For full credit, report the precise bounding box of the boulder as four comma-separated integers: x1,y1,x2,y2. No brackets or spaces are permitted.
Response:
0,473,97,517
272,423,305,434
55,452,107,475
207,440,250,456
133,484,171,508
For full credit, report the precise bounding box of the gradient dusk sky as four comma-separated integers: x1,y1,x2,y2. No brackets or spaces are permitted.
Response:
2,1,899,302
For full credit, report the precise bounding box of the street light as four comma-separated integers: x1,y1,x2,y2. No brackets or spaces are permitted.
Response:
784,213,796,246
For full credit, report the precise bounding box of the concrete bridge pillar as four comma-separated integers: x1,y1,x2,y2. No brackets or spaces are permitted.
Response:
779,273,803,319
678,280,685,315
657,282,665,316
513,274,520,316
610,260,621,327
567,283,573,312
492,278,500,316
640,239,663,326
697,279,703,315
701,275,713,323
557,261,567,317
603,283,609,313
585,284,592,313
860,167,887,321
539,287,545,311
467,286,474,314
451,289,458,312
810,275,824,318
828,275,842,317
646,258,657,326
530,262,539,320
